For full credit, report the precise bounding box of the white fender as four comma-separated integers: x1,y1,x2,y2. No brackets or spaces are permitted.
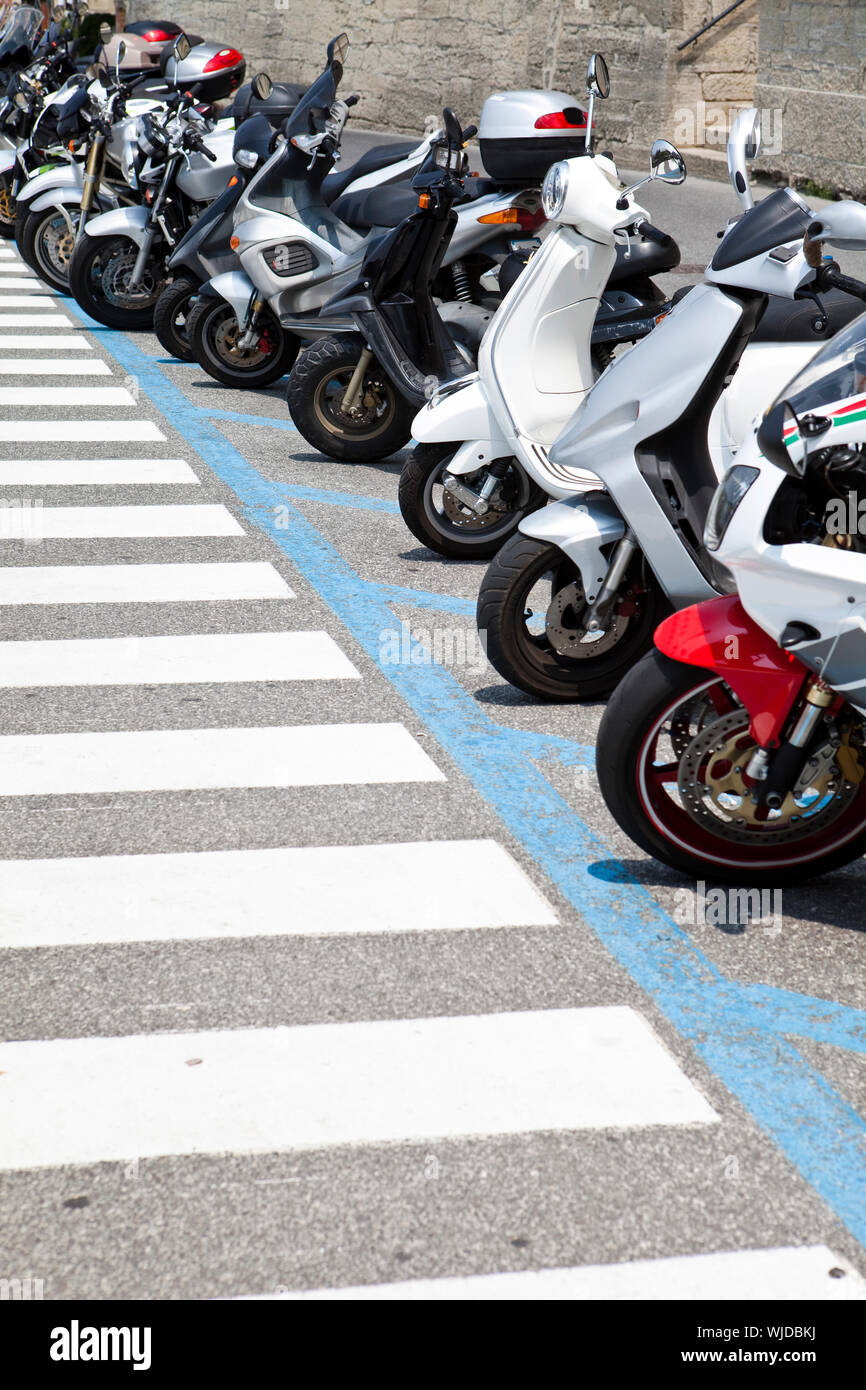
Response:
518,492,625,602
18,165,83,207
204,269,256,321
412,376,507,455
0,146,17,176
81,204,149,248
31,186,116,215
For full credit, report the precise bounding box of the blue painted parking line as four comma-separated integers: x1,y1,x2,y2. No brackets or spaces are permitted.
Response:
65,300,866,1250
276,483,401,514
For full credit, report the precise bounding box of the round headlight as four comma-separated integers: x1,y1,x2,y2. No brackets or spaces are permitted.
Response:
541,161,569,220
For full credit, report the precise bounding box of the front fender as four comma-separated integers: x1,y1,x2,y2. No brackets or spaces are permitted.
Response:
202,270,257,322
17,164,81,205
31,186,110,215
655,595,808,747
412,376,504,447
82,204,149,248
519,492,625,605
0,147,17,176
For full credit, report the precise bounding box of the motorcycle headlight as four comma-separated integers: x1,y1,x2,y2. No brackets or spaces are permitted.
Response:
234,148,258,170
541,160,569,220
704,465,760,551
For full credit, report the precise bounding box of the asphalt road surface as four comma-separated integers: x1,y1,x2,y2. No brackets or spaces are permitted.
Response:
0,153,864,1302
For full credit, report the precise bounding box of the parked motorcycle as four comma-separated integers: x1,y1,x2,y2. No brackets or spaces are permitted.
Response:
96,18,246,104
155,68,422,366
67,32,238,330
13,52,167,290
189,34,585,395
284,92,601,461
596,211,866,883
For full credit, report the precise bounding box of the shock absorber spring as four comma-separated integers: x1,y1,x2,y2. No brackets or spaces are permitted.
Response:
451,260,471,301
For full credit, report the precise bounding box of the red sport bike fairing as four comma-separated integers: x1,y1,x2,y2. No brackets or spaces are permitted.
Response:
595,594,866,884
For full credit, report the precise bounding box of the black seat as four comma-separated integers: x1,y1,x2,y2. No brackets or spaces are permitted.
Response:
608,233,681,285
330,183,419,231
752,287,866,343
323,140,419,202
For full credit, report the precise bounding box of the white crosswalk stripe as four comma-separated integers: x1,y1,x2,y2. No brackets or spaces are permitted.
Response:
0,722,445,794
0,386,136,405
0,1008,717,1170
0,561,293,603
0,457,199,484
0,313,73,326
0,358,111,373
0,333,90,347
0,420,165,440
0,838,551,947
0,503,244,537
0,630,360,691
250,1247,866,1301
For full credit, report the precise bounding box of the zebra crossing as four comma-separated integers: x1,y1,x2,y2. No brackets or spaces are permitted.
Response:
0,244,862,1301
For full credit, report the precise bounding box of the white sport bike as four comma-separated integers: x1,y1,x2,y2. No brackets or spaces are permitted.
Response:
596,201,866,883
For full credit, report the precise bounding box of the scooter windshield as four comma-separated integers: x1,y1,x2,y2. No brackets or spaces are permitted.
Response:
0,7,43,61
775,309,866,416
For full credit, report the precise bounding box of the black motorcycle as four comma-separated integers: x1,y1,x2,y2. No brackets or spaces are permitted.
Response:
285,108,679,472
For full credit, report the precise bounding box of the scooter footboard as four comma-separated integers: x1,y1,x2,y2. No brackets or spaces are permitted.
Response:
519,492,625,605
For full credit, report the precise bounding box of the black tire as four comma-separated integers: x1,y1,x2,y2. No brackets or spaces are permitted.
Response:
597,649,866,885
188,295,298,389
0,172,15,238
68,233,166,330
398,441,546,559
286,336,415,462
476,534,669,702
153,276,200,362
17,204,79,293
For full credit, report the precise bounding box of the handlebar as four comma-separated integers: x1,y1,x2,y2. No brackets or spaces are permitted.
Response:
634,219,672,248
822,266,866,302
345,93,360,107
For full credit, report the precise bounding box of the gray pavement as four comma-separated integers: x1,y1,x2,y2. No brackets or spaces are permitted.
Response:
0,146,864,1303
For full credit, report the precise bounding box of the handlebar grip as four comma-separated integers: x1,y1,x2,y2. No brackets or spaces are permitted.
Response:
635,219,672,248
197,142,218,162
462,124,478,141
345,93,360,107
825,268,866,301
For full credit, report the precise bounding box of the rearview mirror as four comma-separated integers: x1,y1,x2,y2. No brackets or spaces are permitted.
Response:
651,139,686,184
98,21,111,45
252,72,273,101
116,39,126,64
583,52,609,154
585,52,610,100
807,201,866,251
727,106,761,211
172,32,192,63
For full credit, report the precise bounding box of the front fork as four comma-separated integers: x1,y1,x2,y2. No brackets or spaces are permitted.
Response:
76,132,105,240
129,157,177,289
236,294,268,352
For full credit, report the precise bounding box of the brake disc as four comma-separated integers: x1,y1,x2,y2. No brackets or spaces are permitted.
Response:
677,708,856,845
544,580,625,659
102,249,159,307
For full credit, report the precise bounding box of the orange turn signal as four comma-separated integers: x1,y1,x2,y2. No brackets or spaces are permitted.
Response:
227,175,239,188
230,235,240,250
418,192,431,210
477,207,520,225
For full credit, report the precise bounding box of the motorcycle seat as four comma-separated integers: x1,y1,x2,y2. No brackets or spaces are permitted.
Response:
323,140,419,201
752,287,865,343
330,182,420,231
608,233,681,285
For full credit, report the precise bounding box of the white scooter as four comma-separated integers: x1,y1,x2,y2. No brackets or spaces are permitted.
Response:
596,206,866,883
400,88,855,575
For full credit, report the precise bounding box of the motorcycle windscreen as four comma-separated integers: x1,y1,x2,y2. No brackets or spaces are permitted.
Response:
768,308,866,418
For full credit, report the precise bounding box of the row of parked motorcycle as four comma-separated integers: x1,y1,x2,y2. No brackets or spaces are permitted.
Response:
6,14,866,887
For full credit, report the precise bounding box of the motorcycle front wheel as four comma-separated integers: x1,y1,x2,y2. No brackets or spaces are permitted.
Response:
398,442,546,559
188,296,298,388
286,335,415,462
476,534,668,701
597,649,866,885
153,275,200,363
18,204,78,293
68,233,166,330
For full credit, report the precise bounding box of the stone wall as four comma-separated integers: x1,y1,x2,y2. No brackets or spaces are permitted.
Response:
132,0,757,170
753,0,866,197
